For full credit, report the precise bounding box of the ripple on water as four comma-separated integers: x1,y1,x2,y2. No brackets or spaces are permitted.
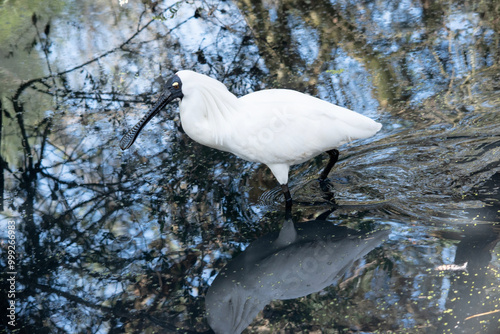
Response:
258,123,499,225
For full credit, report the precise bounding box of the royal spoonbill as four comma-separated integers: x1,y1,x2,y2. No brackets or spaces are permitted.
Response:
120,70,382,208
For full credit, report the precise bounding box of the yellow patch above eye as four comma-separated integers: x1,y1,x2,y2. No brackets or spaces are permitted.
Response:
172,82,179,89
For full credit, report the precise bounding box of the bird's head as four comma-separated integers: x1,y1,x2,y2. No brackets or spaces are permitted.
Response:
120,70,238,150
119,73,185,150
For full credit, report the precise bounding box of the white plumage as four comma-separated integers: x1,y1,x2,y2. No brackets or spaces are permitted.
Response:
120,70,382,206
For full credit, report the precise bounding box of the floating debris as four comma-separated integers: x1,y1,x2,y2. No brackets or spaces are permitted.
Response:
434,262,468,272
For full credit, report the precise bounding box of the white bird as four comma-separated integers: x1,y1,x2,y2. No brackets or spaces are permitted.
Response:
120,70,382,208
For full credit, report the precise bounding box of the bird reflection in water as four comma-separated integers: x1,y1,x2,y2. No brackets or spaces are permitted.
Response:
205,215,390,334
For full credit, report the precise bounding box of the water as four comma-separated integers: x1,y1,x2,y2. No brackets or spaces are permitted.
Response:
0,0,499,333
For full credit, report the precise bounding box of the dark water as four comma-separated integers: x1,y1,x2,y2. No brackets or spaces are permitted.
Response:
0,0,499,333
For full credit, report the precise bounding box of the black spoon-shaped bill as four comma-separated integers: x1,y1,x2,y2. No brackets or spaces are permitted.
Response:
119,89,174,150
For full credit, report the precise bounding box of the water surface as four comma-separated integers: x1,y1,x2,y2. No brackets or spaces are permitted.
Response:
0,0,499,333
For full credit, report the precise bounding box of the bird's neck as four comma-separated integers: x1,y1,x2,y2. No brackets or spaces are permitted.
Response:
180,86,240,147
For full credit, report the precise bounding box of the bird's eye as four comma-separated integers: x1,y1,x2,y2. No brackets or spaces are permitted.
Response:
172,82,180,89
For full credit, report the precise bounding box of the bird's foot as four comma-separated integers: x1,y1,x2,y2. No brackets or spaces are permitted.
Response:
318,177,332,192
318,178,336,205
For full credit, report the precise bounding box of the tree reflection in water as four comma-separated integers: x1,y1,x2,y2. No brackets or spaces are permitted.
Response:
0,0,499,333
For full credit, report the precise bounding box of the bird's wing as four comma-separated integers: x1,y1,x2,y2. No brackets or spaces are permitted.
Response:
232,90,380,165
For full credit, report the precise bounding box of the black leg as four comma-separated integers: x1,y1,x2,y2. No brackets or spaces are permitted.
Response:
281,183,293,219
319,149,339,181
281,184,292,207
319,149,339,204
